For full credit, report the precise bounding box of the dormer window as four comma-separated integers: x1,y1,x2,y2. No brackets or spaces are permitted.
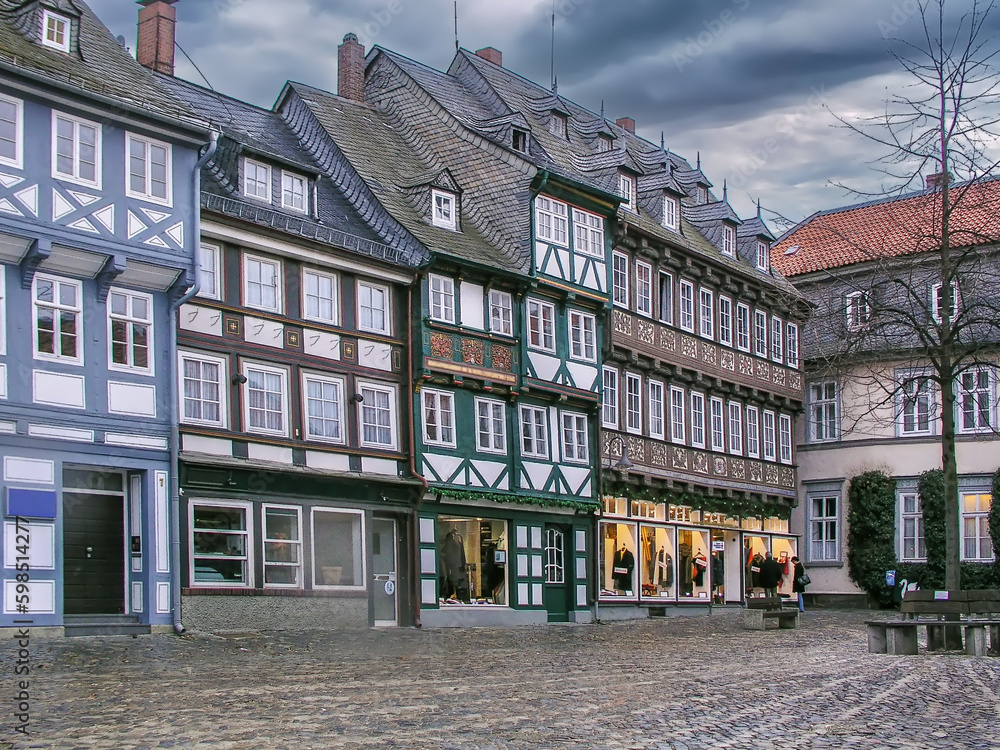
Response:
282,171,307,213
244,159,271,202
597,135,613,152
42,10,71,53
663,195,678,230
722,225,735,256
619,172,636,213
512,129,528,153
549,113,568,139
756,241,769,271
432,190,457,230
697,185,708,204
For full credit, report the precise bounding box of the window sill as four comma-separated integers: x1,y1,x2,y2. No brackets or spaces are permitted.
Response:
183,586,367,598
804,561,843,568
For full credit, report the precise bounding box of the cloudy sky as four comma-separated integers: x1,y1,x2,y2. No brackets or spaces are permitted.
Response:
88,0,1000,229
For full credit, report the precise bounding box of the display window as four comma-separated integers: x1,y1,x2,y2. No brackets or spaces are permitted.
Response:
743,535,769,595
640,525,676,599
772,536,797,596
677,528,710,599
600,521,638,598
438,517,507,605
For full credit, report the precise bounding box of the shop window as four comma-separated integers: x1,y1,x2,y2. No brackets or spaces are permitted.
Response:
312,508,364,588
678,528,710,599
600,521,637,598
190,502,252,587
640,525,676,599
439,518,507,605
262,506,302,588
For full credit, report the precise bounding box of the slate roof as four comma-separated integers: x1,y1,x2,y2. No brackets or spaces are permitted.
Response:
0,0,205,131
772,177,1000,277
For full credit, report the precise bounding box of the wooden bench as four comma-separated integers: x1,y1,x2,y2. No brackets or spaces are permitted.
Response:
966,590,1000,656
742,596,799,630
866,590,1000,656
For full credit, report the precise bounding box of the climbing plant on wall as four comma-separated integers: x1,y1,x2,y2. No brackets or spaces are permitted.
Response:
919,469,947,588
846,471,898,607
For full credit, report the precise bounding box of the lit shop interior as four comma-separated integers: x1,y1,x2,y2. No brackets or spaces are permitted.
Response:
437,516,507,605
599,498,797,604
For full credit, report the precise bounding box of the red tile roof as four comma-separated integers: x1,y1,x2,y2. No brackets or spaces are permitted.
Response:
771,178,1000,277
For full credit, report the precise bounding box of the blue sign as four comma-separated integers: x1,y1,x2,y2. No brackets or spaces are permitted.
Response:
6,488,57,519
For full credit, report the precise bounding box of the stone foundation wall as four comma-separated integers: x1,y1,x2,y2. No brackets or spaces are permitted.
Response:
181,595,368,632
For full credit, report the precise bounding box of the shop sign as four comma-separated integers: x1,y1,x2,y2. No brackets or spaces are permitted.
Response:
711,540,726,552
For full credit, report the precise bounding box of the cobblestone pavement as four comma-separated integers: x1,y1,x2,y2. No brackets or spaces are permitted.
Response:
3,609,999,749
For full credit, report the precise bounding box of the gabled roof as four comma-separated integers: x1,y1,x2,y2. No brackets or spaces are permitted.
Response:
771,177,1000,277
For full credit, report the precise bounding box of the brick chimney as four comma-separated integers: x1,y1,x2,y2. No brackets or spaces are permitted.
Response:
925,172,950,190
616,117,635,134
475,47,502,67
136,0,178,76
338,33,366,102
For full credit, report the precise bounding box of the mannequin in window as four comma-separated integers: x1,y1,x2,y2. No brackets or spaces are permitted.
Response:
692,552,708,587
612,544,634,591
440,528,469,603
655,546,673,587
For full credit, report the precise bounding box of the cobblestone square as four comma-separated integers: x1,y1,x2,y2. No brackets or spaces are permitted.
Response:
4,610,998,749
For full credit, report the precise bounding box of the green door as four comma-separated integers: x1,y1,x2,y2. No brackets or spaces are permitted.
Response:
542,525,572,622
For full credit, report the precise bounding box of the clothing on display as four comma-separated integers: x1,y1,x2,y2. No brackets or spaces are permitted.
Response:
612,546,635,590
440,528,470,603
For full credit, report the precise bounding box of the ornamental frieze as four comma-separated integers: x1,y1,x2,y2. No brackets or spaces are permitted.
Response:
765,466,779,485
614,310,632,336
749,461,763,482
650,442,669,467
755,359,770,381
739,354,754,376
681,335,698,359
672,447,688,469
772,367,786,387
731,458,746,480
713,456,727,475
720,350,735,372
781,467,795,487
461,338,484,366
627,435,645,461
637,319,655,345
659,328,677,352
492,344,513,372
702,343,717,365
430,332,453,360
693,452,709,474
789,372,802,391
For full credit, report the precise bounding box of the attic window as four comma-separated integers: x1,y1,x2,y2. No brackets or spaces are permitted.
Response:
597,135,613,153
549,113,567,139
432,189,457,230
756,241,769,271
663,195,678,230
42,10,71,52
618,172,636,213
512,129,527,153
722,225,735,256
697,185,708,204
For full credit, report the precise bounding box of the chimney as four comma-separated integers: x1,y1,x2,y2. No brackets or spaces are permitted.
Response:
475,47,502,67
925,172,950,190
338,33,366,102
616,117,635,134
136,0,178,76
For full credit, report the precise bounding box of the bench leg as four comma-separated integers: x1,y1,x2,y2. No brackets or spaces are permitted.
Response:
989,625,1000,655
887,627,918,656
742,609,764,630
779,613,799,629
867,624,888,654
927,624,945,651
965,625,988,657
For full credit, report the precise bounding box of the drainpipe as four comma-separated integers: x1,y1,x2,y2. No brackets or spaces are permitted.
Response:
169,132,218,635
406,273,429,627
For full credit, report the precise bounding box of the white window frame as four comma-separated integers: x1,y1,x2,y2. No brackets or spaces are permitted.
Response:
762,410,776,462
809,494,840,563
846,291,871,330
670,386,686,444
771,316,783,363
690,391,706,449
32,273,83,365
679,280,695,332
649,380,665,440
602,367,619,429
663,195,678,230
722,225,735,256
489,289,513,336
957,367,994,433
779,414,793,464
718,295,733,347
756,241,769,271
625,373,642,435
0,94,24,169
898,491,925,562
281,171,308,213
422,388,456,448
262,504,304,590
242,361,290,438
302,268,340,325
51,111,101,189
474,397,507,455
535,195,568,246
699,288,714,340
244,158,272,202
107,288,154,375
41,10,71,52
572,208,604,258
619,172,636,213
431,189,457,230
635,261,652,317
745,405,760,458
728,401,742,455
189,500,253,589
736,303,751,352
709,397,725,452
961,493,994,562
519,405,549,459
311,507,367,590
178,350,228,428
569,310,597,362
429,274,456,324
125,132,172,206
197,243,221,300
560,411,589,464
612,252,629,309
301,371,346,445
357,381,399,450
786,322,799,369
357,280,391,335
932,281,960,323
898,375,933,436
809,381,839,443
527,298,556,353
243,254,282,314
659,271,673,325
549,112,568,139
754,310,768,358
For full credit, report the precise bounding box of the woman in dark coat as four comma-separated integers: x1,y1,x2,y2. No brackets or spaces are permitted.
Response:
792,556,806,612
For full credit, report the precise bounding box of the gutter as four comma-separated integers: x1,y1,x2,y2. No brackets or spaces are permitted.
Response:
169,132,219,635
406,273,429,628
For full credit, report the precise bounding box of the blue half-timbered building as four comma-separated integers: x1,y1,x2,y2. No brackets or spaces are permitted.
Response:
0,0,209,634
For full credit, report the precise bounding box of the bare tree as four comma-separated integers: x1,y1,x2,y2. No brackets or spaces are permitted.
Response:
804,0,1000,591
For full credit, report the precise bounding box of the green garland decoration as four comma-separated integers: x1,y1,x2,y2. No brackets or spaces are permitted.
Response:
434,487,600,513
602,484,792,521
846,471,898,608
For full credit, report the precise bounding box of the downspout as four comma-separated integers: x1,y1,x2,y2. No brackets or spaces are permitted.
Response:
407,272,429,628
170,132,218,635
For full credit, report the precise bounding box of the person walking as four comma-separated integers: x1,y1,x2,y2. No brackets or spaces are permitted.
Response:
792,556,807,612
758,551,784,598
